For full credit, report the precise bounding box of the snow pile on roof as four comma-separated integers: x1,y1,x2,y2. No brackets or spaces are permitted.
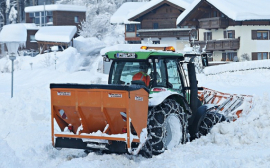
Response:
203,59,270,75
177,0,270,25
0,24,27,54
128,0,190,20
35,26,77,43
25,4,87,13
0,24,27,43
21,23,39,30
110,2,147,24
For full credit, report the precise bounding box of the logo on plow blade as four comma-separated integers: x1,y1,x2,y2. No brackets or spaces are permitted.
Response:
57,92,71,96
135,96,143,101
108,93,122,98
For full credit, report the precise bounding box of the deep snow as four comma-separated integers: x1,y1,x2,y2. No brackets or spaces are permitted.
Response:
1,43,270,167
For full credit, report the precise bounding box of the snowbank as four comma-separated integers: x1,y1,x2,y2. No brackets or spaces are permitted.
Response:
35,26,77,43
73,36,106,55
203,59,270,75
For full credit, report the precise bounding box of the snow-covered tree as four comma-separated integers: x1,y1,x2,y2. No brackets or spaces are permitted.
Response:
8,6,17,23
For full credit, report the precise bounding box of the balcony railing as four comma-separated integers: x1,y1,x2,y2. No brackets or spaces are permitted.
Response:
137,28,191,38
198,17,229,29
192,38,240,52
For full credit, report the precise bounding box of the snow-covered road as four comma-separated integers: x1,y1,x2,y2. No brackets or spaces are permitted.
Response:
1,49,270,167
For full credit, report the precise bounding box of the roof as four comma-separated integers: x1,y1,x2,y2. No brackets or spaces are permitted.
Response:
177,0,270,25
25,4,87,13
106,51,184,60
110,2,147,24
35,26,77,43
0,24,27,43
21,23,39,30
128,0,191,21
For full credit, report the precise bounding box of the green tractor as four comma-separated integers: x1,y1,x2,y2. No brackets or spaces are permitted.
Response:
104,50,225,157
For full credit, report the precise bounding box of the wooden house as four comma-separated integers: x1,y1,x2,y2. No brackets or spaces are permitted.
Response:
177,0,270,61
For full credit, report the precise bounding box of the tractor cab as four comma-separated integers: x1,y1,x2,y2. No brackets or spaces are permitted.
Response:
105,51,187,97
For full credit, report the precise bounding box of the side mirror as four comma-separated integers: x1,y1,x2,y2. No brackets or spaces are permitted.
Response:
201,53,209,66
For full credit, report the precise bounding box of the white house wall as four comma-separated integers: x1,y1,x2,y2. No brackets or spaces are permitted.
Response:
199,25,270,61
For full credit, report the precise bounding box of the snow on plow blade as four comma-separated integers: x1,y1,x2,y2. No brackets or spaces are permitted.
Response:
50,84,149,154
198,87,253,121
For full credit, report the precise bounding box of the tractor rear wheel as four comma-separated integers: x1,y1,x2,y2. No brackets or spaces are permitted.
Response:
146,99,187,155
199,111,226,136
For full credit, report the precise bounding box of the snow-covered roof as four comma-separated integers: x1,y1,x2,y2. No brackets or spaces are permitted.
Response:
35,26,77,43
21,23,39,30
110,2,147,24
177,0,270,25
0,24,27,43
128,0,191,20
25,4,87,13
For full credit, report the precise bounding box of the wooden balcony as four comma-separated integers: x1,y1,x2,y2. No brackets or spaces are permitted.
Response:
198,17,229,29
137,28,191,39
125,32,141,42
192,38,240,52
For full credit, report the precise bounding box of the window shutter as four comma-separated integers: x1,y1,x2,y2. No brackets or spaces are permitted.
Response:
224,31,227,38
251,30,257,40
204,32,206,41
232,30,235,38
222,53,226,61
252,52,257,60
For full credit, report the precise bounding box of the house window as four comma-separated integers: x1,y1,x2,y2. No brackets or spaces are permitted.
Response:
153,41,160,44
204,32,212,41
74,16,79,23
213,11,217,17
29,12,34,18
46,11,53,16
257,31,268,39
224,30,235,38
252,30,269,40
136,24,141,37
252,52,268,60
153,23,158,29
126,24,135,32
222,52,237,61
30,35,36,42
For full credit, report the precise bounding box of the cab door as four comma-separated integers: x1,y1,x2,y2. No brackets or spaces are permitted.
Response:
165,59,185,95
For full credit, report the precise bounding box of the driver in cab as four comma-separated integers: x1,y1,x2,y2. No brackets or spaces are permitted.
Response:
132,63,151,87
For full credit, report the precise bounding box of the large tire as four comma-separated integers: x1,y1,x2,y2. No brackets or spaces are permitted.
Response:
146,99,188,155
199,111,226,136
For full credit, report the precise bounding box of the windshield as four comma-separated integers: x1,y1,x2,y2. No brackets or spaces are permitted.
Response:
110,61,154,86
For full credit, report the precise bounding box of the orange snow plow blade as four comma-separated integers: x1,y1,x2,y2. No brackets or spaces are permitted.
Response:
50,84,149,154
198,88,253,121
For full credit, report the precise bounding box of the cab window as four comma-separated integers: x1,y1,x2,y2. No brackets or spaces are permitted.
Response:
166,60,182,91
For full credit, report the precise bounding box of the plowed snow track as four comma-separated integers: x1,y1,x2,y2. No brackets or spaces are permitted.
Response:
1,54,270,167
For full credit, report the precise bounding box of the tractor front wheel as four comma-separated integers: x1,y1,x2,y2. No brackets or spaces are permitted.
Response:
146,99,187,155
